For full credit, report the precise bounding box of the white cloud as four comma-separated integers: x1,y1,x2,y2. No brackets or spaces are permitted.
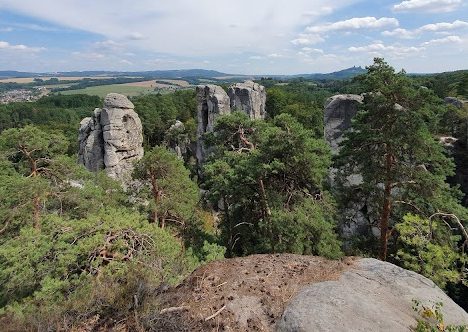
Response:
306,17,399,33
127,32,145,40
383,20,468,39
291,34,325,45
0,0,358,56
382,28,416,39
348,43,424,57
301,47,324,54
421,35,462,46
0,40,44,52
419,20,468,32
0,27,13,32
268,53,283,58
393,0,462,13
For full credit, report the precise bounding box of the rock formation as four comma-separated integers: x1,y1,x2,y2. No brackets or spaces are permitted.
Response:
444,96,464,109
78,108,104,172
78,93,143,182
166,120,189,159
277,258,468,332
195,85,231,163
196,81,267,164
148,254,468,331
324,94,363,155
228,80,266,120
324,94,372,242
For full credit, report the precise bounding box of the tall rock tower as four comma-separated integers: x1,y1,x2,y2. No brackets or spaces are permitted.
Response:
195,85,231,164
228,80,266,120
78,93,144,183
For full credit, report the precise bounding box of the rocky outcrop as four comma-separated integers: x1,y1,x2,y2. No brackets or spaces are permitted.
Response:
78,108,104,172
78,93,143,182
228,80,266,120
445,96,464,109
196,81,267,164
324,94,363,155
166,120,189,159
277,258,468,332
196,85,231,163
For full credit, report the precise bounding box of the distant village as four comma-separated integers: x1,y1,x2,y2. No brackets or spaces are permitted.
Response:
0,87,49,104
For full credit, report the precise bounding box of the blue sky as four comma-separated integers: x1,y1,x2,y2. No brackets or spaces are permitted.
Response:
0,0,467,74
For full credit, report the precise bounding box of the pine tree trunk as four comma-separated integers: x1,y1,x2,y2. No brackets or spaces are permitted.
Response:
379,152,393,261
33,195,41,229
258,178,275,252
150,173,160,227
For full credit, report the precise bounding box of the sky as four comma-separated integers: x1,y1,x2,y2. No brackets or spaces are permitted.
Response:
0,0,467,74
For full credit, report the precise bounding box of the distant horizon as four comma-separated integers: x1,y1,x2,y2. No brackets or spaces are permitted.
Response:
1,65,466,78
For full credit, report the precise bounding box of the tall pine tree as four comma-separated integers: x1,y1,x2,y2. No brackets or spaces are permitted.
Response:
336,58,463,260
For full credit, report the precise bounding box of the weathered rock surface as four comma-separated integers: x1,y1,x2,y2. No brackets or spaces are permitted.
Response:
166,120,189,159
277,258,468,332
228,80,266,120
324,94,363,155
444,96,464,109
196,85,231,163
78,109,104,172
78,93,143,182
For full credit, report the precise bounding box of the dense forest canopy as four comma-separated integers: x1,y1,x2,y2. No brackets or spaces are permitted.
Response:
0,58,467,330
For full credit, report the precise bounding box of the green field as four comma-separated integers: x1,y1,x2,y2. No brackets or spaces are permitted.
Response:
58,84,157,97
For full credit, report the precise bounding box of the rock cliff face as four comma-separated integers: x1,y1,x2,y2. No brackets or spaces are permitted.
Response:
196,85,231,163
324,94,363,155
324,94,372,242
78,93,143,182
196,81,267,164
78,108,104,172
228,80,266,120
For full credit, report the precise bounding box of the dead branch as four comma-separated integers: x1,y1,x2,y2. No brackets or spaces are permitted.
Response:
204,305,226,321
159,306,190,315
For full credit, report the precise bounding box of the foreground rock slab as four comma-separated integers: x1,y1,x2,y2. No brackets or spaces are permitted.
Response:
277,258,468,332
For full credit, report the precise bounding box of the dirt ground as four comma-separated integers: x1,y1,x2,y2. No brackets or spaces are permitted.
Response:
151,254,355,331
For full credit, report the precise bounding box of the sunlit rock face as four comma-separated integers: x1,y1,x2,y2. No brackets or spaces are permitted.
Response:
228,80,266,120
195,84,231,164
324,94,363,155
78,93,143,183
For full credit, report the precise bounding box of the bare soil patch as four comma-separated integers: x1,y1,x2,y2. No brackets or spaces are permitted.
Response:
152,254,355,331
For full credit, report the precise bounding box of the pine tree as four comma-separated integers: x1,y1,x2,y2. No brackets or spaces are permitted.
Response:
336,58,459,260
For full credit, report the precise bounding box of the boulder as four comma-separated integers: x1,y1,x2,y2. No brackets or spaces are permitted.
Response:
444,96,464,109
324,94,363,155
277,258,468,332
104,92,135,109
196,85,231,163
228,80,266,120
78,93,143,183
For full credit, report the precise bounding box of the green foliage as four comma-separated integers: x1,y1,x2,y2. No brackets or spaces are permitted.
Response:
336,58,465,259
396,214,466,288
132,90,196,147
203,112,341,257
133,146,199,228
412,299,467,332
265,83,330,137
0,209,199,330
